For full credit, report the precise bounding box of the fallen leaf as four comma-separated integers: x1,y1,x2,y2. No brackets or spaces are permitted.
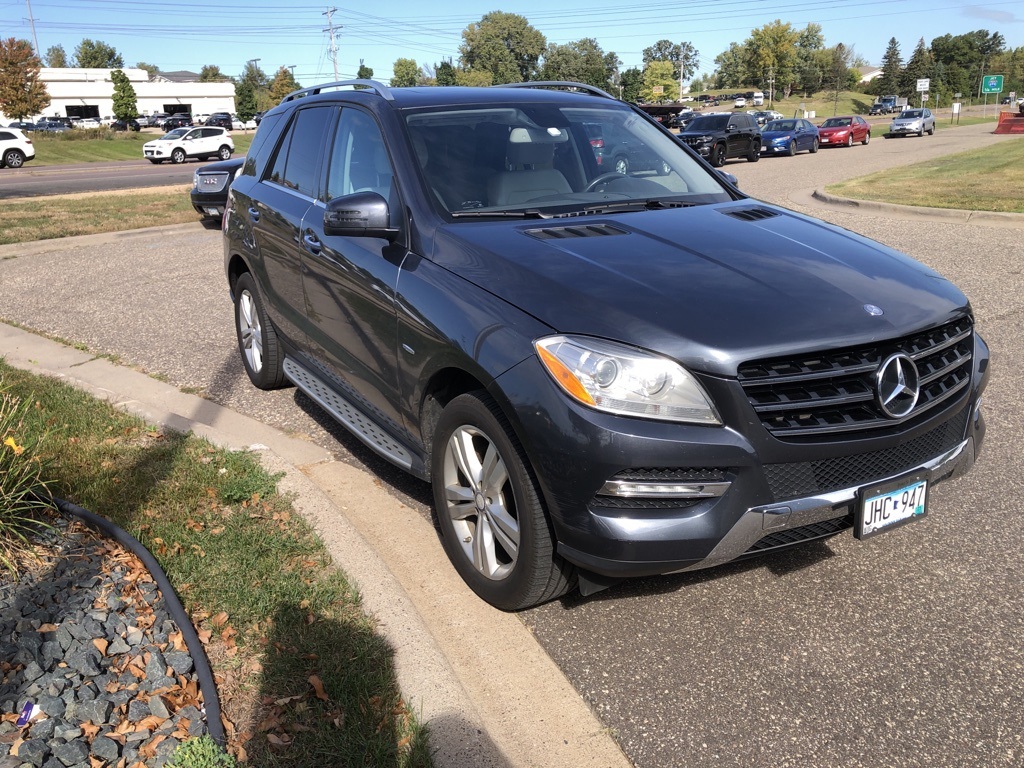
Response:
266,733,292,747
209,611,230,629
93,638,108,656
308,675,329,702
36,623,59,633
273,694,303,707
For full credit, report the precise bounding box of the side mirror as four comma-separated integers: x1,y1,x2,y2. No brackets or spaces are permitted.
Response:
323,191,400,241
716,170,739,189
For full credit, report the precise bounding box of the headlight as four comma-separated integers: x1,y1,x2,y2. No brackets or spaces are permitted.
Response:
192,172,199,190
534,335,721,424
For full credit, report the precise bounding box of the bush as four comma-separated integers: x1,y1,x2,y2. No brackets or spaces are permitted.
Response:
0,380,52,574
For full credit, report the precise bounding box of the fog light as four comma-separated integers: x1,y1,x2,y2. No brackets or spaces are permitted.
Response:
599,480,730,499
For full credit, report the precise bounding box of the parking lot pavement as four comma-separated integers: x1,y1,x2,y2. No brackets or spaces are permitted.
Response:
1,121,1022,767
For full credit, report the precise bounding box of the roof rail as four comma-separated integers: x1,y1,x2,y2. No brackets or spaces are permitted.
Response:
281,79,395,103
495,81,617,101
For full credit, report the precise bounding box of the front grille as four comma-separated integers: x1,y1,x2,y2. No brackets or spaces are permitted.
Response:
764,406,968,500
738,317,974,438
746,514,854,553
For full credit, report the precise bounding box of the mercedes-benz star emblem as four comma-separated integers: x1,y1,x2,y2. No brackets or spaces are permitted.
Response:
876,353,920,419
864,304,884,316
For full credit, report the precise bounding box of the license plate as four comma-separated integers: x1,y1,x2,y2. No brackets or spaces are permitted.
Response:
821,137,830,143
856,473,928,540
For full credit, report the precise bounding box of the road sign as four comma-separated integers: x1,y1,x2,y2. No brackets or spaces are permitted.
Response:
982,74,1003,94
916,78,930,92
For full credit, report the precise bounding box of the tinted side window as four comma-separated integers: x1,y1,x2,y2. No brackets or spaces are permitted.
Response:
242,113,283,179
325,109,394,204
0,131,13,141
266,106,333,198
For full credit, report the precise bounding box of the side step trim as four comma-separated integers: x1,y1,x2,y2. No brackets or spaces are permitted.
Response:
283,357,413,470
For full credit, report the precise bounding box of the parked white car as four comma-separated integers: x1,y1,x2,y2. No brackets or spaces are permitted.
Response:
0,127,35,168
142,126,234,164
76,117,101,129
734,96,747,108
231,116,257,130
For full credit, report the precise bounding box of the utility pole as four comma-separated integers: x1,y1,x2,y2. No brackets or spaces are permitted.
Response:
323,7,340,81
767,68,775,108
24,0,40,58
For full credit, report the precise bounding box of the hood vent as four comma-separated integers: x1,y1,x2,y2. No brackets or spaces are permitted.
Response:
722,206,780,222
524,223,629,240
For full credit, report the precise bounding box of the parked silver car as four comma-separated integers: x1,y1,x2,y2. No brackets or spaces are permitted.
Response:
887,108,935,137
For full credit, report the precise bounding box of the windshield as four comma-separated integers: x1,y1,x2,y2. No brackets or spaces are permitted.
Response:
686,115,729,132
161,128,188,140
821,118,851,128
404,102,733,217
899,110,923,118
765,120,797,132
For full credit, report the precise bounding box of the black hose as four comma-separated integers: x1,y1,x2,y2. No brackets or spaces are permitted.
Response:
50,496,226,748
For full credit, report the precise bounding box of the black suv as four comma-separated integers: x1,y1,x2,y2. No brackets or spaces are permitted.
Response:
224,80,988,610
678,112,761,166
163,114,193,129
206,112,232,129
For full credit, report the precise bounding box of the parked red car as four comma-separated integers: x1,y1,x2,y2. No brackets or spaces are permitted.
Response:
817,115,871,147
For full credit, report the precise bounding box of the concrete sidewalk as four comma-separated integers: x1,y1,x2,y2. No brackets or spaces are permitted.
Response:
0,322,632,768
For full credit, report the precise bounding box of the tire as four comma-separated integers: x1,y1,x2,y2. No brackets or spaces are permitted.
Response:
810,138,819,153
432,391,576,610
787,141,796,157
218,145,232,161
747,142,760,162
2,149,25,168
846,134,854,147
709,144,725,167
233,272,286,390
170,148,186,164
614,155,629,175
862,132,870,145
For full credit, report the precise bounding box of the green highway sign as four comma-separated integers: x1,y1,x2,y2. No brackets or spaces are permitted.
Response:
982,74,1003,94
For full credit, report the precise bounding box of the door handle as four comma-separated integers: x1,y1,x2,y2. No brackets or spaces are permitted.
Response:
303,232,322,255
248,207,260,222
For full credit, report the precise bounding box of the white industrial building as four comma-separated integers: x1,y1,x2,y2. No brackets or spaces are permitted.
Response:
1,67,235,123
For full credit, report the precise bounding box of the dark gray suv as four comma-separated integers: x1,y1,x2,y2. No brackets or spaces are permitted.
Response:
678,112,761,166
224,80,988,610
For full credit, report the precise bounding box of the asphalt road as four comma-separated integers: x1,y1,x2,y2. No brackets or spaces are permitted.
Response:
0,159,202,199
1,122,1022,768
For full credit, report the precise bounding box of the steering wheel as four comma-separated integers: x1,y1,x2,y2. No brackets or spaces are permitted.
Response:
584,172,627,192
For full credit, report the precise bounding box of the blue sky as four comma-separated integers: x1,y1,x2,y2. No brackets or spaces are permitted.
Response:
3,0,1021,83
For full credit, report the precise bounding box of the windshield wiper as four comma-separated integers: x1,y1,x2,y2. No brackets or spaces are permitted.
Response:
550,198,698,218
450,208,547,219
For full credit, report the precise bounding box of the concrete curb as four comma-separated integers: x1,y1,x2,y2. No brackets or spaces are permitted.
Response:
0,322,632,768
806,189,1024,228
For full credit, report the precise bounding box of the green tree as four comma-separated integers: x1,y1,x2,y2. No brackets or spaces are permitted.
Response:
198,64,227,82
356,62,374,81
110,68,137,120
900,37,934,101
539,38,618,91
459,11,546,84
714,42,746,89
234,79,257,122
826,44,854,115
268,66,300,102
391,58,419,87
744,20,800,95
436,60,457,86
455,68,493,87
876,37,902,96
642,39,700,84
640,60,676,103
135,62,159,79
73,39,123,68
619,67,643,102
44,45,67,68
0,38,50,120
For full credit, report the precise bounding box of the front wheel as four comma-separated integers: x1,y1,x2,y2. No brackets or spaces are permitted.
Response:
709,144,725,167
846,134,854,147
613,155,629,175
787,141,796,157
746,142,760,162
170,148,186,164
233,273,286,390
432,392,575,610
218,145,232,160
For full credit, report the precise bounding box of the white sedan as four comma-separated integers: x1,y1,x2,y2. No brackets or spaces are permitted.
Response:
231,116,257,130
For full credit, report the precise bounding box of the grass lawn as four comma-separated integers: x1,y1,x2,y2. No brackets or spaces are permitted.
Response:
28,129,254,165
0,360,432,767
827,135,1024,213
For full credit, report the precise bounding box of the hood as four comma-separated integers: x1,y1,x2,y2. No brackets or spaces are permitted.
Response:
432,203,969,377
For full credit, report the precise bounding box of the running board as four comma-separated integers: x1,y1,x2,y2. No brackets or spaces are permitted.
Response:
283,357,413,471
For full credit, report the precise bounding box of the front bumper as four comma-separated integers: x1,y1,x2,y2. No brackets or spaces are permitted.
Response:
494,335,989,581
